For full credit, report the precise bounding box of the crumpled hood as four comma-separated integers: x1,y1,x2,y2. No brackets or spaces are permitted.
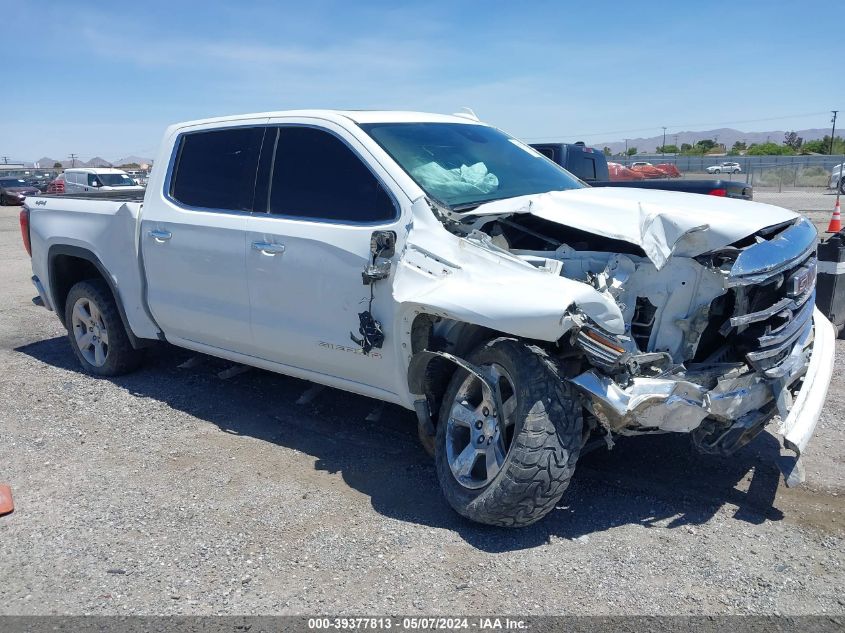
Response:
472,187,799,269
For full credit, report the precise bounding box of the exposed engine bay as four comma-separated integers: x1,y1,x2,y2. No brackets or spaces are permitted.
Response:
444,205,821,473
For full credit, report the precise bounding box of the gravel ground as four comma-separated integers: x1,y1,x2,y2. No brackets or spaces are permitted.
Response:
0,204,843,616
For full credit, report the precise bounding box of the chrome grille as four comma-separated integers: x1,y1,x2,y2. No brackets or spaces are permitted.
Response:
730,256,816,373
726,220,817,377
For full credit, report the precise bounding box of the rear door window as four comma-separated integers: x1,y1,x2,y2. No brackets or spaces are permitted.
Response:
266,126,395,223
170,126,265,211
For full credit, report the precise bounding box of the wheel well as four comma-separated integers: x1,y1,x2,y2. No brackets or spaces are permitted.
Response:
50,254,103,326
408,313,509,434
46,250,149,350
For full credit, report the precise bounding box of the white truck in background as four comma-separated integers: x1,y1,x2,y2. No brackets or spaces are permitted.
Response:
20,110,835,526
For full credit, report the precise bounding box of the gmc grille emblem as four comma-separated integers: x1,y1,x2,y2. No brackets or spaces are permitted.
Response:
788,262,816,298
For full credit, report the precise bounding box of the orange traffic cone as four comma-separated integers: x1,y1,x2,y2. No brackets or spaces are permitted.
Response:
827,199,842,233
0,484,13,517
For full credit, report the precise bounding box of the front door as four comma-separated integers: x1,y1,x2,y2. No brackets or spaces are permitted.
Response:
244,122,405,393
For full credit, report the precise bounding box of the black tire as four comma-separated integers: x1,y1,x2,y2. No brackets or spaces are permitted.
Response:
434,337,583,527
839,179,845,196
64,279,144,376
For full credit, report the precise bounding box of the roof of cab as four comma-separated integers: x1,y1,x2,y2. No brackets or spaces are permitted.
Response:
170,109,484,131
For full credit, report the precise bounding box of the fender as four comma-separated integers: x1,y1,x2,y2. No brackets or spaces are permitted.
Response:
392,198,625,344
47,244,158,349
408,349,503,439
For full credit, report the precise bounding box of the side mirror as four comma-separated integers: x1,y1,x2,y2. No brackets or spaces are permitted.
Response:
362,230,396,285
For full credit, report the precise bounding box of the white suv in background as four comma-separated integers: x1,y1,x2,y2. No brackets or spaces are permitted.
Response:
706,162,742,174
829,163,844,194
63,168,146,194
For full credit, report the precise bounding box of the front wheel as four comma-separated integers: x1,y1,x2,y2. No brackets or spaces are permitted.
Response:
64,279,144,376
839,179,845,195
434,338,583,527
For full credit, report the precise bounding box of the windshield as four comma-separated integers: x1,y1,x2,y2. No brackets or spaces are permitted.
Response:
361,122,583,209
97,173,135,187
0,179,27,187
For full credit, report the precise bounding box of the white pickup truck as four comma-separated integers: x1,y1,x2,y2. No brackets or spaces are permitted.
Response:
21,110,836,527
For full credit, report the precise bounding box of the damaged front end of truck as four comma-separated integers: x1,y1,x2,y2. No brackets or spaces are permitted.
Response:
405,189,836,486
566,217,834,486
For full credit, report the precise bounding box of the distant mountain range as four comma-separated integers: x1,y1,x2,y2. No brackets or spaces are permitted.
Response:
27,155,154,169
587,128,831,155
9,126,837,166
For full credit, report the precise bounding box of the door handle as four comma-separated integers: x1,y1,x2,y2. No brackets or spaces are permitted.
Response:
148,229,172,242
252,241,285,255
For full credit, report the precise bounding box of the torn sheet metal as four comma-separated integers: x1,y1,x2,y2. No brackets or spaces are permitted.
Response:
392,198,626,340
466,187,798,269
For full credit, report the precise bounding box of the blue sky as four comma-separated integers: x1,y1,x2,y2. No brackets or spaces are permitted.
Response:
1,0,842,161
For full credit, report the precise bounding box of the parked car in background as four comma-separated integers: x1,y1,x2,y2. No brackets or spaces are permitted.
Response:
124,170,149,186
63,168,146,194
0,177,39,205
629,161,668,179
707,162,742,174
829,163,844,194
655,163,682,178
607,162,644,181
46,174,66,194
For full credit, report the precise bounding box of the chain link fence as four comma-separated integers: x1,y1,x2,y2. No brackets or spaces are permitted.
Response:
612,154,843,213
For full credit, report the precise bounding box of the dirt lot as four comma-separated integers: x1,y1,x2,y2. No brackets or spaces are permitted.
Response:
0,204,843,616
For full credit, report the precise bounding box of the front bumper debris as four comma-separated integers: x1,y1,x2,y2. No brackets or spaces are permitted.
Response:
570,309,835,484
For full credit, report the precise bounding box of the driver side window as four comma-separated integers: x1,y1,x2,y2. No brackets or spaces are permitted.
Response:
267,126,396,223
87,174,101,187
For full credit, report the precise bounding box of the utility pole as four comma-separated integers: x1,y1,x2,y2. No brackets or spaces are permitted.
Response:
624,138,629,161
662,127,667,156
830,110,838,155
68,153,78,167
1,156,8,164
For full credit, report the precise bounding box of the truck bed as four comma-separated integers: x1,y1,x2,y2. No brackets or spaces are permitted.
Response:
34,190,147,203
25,195,160,341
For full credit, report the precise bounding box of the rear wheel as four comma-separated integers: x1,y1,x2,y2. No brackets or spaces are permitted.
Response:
434,338,583,527
64,279,144,376
839,178,845,195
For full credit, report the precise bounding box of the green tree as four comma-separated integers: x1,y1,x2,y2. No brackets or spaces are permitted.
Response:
53,162,62,169
680,143,693,152
119,162,141,169
695,139,717,152
626,147,637,156
783,131,803,151
802,136,845,155
731,141,747,152
656,144,679,154
602,147,611,156
746,142,795,156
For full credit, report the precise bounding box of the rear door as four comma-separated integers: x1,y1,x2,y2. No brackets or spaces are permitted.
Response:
141,122,267,352
243,120,405,392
